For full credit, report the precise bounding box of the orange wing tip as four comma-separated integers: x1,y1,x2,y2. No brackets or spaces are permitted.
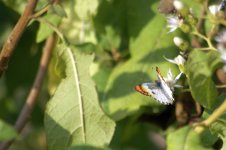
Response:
134,85,150,96
156,66,160,73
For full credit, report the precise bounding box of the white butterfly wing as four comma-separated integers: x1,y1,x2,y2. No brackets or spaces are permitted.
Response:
156,68,174,100
141,82,174,104
134,67,175,105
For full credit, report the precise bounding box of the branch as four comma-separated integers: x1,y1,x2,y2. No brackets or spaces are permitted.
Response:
0,34,57,150
0,0,38,77
194,99,226,134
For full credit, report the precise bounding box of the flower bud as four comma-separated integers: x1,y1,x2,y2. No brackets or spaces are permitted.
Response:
187,14,198,26
174,37,183,47
180,23,191,33
173,37,189,51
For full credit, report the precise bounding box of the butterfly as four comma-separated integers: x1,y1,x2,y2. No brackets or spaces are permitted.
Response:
134,67,182,105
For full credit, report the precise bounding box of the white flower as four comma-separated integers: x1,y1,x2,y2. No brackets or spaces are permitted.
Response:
173,0,184,10
165,69,183,90
215,30,226,62
167,15,183,33
208,5,220,16
165,54,186,66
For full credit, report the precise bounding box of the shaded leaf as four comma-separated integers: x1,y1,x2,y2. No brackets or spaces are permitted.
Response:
45,45,115,150
97,26,121,51
185,50,221,108
110,118,164,150
204,95,226,150
0,119,17,141
167,126,210,150
209,119,226,150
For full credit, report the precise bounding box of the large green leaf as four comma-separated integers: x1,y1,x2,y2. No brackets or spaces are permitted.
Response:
102,0,179,120
44,45,115,150
167,126,211,150
0,119,17,141
185,50,221,108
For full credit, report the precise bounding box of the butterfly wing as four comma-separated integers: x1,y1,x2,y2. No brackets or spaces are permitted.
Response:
134,67,174,105
135,82,174,105
155,67,174,102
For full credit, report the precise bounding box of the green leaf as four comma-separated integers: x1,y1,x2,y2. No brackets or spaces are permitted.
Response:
45,45,115,150
97,26,121,51
60,2,97,45
167,126,211,150
0,119,17,141
75,0,99,19
110,118,164,150
68,145,111,150
200,129,218,147
36,14,61,43
209,120,226,150
49,4,67,18
102,0,179,121
185,50,221,108
204,95,226,150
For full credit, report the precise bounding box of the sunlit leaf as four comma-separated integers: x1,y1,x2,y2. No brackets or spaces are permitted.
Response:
45,45,115,150
75,0,99,19
60,1,97,44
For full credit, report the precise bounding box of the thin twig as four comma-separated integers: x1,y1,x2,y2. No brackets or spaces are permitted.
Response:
191,0,208,48
194,99,226,134
0,0,38,77
0,34,57,150
30,4,50,19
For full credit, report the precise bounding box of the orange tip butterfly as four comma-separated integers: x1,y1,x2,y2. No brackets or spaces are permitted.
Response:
134,67,182,105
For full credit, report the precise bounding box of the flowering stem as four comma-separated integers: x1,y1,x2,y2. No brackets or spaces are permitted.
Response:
216,85,226,88
194,47,215,51
191,31,217,51
194,99,226,134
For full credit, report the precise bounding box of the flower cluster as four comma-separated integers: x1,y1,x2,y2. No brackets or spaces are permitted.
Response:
163,0,226,72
